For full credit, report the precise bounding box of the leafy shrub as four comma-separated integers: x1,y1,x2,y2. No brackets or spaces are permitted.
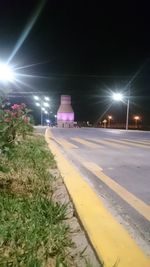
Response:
0,97,33,152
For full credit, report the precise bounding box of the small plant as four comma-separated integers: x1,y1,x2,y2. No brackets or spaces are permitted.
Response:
0,98,33,152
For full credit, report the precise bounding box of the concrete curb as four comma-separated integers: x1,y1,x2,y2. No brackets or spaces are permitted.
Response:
45,128,150,267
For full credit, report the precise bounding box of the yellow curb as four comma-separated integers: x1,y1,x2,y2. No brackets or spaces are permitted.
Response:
45,128,150,267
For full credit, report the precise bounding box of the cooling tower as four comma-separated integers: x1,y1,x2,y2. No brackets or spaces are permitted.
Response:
57,95,74,128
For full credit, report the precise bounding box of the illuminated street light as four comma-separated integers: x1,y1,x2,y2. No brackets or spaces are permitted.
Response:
33,95,39,101
35,102,40,106
0,62,15,82
112,93,123,101
108,115,112,127
44,96,50,101
43,102,49,107
46,119,50,124
33,95,50,125
103,119,107,128
134,116,140,128
112,92,130,130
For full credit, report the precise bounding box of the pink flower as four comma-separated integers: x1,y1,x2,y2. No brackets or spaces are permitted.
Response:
12,104,21,110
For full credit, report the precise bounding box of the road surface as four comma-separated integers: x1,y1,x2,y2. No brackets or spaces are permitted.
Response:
37,127,150,255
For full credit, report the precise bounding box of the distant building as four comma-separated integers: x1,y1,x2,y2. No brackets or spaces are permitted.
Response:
57,95,74,128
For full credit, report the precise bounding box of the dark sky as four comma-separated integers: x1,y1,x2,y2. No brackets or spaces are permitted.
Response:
0,0,150,124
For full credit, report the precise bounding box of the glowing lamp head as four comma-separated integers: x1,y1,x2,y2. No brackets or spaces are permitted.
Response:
43,102,49,107
34,96,39,101
134,116,140,120
112,93,123,101
35,102,40,107
44,96,50,101
0,63,15,82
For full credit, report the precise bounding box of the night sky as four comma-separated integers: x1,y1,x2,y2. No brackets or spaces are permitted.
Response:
0,0,150,125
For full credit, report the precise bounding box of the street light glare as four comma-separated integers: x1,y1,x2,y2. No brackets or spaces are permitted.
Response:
45,96,50,101
43,102,49,107
112,93,123,101
35,102,40,106
134,116,140,120
34,95,39,100
0,63,15,82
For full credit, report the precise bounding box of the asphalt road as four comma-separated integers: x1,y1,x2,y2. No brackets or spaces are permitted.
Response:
37,127,150,255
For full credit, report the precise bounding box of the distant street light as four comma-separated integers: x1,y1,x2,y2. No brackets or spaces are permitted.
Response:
108,115,112,127
112,91,130,130
33,95,39,101
46,119,50,124
33,95,50,125
134,116,140,128
35,102,40,106
103,119,107,128
43,102,50,107
44,96,50,101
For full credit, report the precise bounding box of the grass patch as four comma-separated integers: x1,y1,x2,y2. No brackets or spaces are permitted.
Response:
0,136,73,266
0,135,101,267
0,192,71,266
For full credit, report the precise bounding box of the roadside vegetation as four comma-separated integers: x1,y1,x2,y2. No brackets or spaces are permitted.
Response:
0,98,100,266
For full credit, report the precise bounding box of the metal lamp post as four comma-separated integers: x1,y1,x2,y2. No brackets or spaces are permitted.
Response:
126,98,130,130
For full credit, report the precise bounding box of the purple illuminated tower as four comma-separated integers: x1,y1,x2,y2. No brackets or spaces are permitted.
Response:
57,95,74,128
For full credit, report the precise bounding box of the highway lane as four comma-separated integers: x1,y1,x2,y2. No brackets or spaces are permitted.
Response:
37,127,150,255
51,128,150,255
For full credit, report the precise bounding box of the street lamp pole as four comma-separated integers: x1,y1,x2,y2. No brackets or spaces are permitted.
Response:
126,98,130,130
125,86,130,131
112,90,130,131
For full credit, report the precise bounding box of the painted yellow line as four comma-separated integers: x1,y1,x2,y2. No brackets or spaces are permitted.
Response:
88,138,128,149
105,138,149,148
123,139,150,146
55,138,78,149
67,151,150,221
45,129,150,267
83,162,150,222
71,137,103,148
